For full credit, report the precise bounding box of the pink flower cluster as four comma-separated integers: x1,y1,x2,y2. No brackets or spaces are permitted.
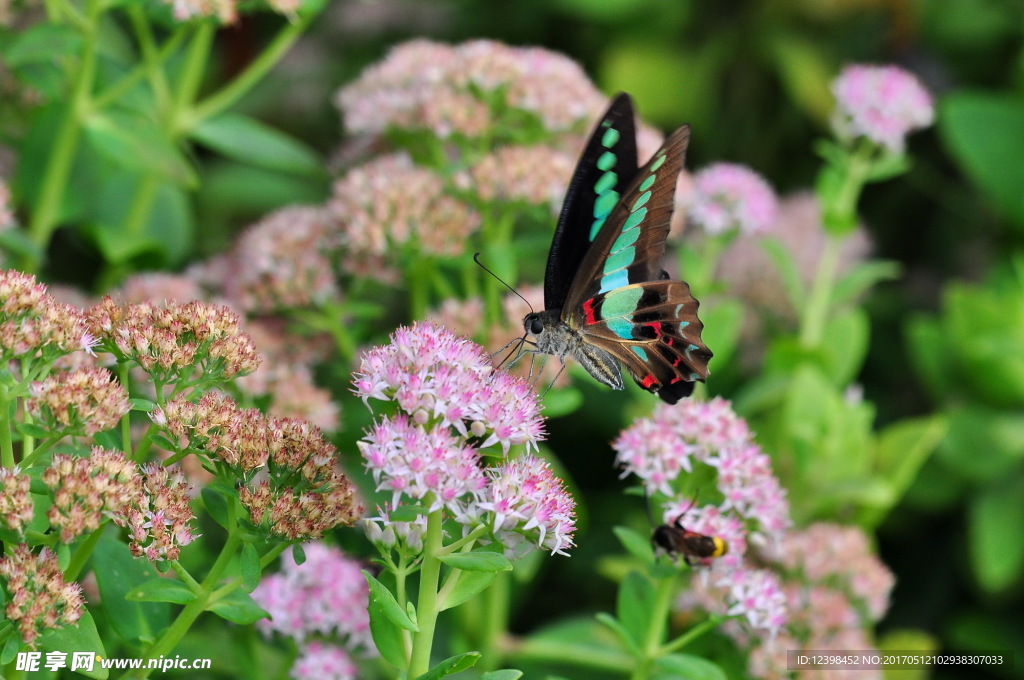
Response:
685,163,779,236
0,269,93,363
252,542,372,650
831,64,934,153
355,323,575,556
0,467,33,533
27,367,130,436
335,39,606,139
0,545,85,647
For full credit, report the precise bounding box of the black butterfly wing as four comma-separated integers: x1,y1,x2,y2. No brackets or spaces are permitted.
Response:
567,281,712,404
561,125,689,309
544,93,639,311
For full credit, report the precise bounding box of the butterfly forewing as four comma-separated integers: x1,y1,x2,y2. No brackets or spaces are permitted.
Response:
562,125,690,308
544,94,639,311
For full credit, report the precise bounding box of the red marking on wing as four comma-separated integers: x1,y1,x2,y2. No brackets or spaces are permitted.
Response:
582,298,597,325
646,321,663,337
640,374,658,389
669,377,681,384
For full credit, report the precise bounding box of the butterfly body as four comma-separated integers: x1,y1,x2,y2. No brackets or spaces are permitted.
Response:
525,93,712,404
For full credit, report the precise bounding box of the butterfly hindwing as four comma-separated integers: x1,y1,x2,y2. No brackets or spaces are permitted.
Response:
544,93,639,311
569,281,712,403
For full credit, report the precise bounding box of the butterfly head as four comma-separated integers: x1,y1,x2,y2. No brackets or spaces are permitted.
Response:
523,309,561,339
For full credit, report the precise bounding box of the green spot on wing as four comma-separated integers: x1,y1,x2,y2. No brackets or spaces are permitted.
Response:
604,247,635,274
639,174,656,191
594,171,617,194
632,191,651,211
597,151,617,171
608,317,633,339
623,207,647,231
611,228,640,252
601,286,643,318
631,346,648,361
650,153,667,171
594,191,619,219
602,127,620,148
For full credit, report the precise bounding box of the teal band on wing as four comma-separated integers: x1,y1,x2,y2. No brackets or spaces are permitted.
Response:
597,151,617,171
600,286,643,318
622,207,647,231
602,126,620,148
611,228,640,252
604,247,635,274
632,191,651,211
631,346,648,361
599,270,629,293
607,317,634,339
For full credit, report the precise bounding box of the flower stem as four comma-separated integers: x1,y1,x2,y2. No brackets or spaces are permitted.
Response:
798,234,843,349
0,382,14,468
630,572,678,680
65,525,104,581
660,615,721,656
407,508,444,675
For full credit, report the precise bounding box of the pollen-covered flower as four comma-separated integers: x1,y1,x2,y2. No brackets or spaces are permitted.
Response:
85,297,261,382
329,153,480,260
0,467,33,533
114,464,198,562
466,145,577,212
252,542,372,652
43,448,142,543
0,270,90,363
684,163,778,236
27,366,130,435
157,391,273,471
335,39,605,139
831,64,934,152
0,545,85,648
478,454,577,556
725,568,788,638
220,206,340,313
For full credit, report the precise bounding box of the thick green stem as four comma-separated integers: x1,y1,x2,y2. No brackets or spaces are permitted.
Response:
508,636,634,672
187,8,318,127
118,360,133,457
65,525,104,580
407,508,445,675
477,572,509,671
25,0,102,271
661,615,722,656
630,573,678,680
798,234,843,349
0,383,14,468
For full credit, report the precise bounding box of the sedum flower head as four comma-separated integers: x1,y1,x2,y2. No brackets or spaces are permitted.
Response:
28,366,130,435
329,153,480,263
335,39,605,139
831,64,934,153
478,454,577,556
465,145,577,213
86,297,261,382
252,542,372,651
163,0,236,23
0,269,91,363
685,163,778,236
43,448,142,543
724,568,788,638
114,464,198,562
0,467,34,533
0,545,85,647
221,206,340,314
291,642,358,680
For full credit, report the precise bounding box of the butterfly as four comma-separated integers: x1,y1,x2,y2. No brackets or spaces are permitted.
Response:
522,93,712,404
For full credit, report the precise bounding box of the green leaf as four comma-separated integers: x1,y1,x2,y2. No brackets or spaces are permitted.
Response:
820,308,870,385
292,543,306,565
207,589,269,625
612,526,654,564
130,398,158,412
905,315,957,399
82,110,196,186
1,633,21,665
92,428,123,451
940,93,1024,227
766,34,835,124
201,482,235,530
759,237,807,312
617,572,655,648
15,421,50,439
38,611,108,680
863,416,946,526
653,653,727,680
437,550,512,573
969,473,1024,592
938,406,1024,482
541,387,583,418
92,535,169,644
240,543,261,592
480,670,524,680
364,571,418,632
2,22,83,67
191,113,324,177
413,652,481,680
387,504,428,522
365,572,412,667
594,612,641,656
438,570,496,612
831,260,901,309
148,432,179,452
699,300,743,371
126,578,197,604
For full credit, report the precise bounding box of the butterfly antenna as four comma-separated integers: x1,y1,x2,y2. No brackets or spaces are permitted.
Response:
473,252,535,314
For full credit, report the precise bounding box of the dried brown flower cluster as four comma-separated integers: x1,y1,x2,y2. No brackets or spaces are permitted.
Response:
114,464,198,561
85,297,261,383
42,448,142,543
0,545,85,647
155,393,362,539
0,467,33,532
27,367,131,435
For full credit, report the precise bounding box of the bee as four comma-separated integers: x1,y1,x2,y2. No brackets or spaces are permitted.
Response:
652,516,728,566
